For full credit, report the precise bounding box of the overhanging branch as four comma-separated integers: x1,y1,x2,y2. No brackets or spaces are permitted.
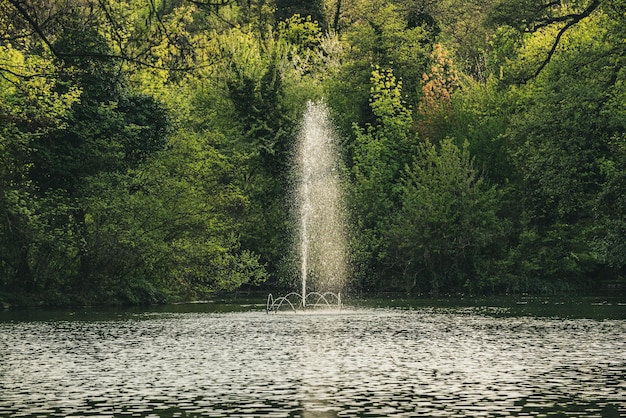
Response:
6,0,58,57
526,0,600,81
4,0,204,73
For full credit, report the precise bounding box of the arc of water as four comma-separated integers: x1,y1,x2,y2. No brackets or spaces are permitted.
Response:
266,292,342,313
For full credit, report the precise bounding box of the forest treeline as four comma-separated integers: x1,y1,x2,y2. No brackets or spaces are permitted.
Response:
0,0,624,305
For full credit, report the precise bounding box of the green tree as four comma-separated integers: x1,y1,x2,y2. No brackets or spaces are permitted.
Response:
390,138,502,295
593,135,626,275
0,41,80,299
78,128,267,303
326,1,431,132
501,11,625,292
29,25,168,192
193,24,321,286
419,0,498,80
275,0,326,28
349,67,415,290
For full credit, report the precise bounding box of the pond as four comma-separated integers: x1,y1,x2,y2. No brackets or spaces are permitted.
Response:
1,298,625,417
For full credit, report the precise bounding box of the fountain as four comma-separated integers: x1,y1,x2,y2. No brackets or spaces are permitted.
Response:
267,101,347,312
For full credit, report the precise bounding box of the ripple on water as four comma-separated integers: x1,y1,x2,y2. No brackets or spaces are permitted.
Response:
0,308,625,417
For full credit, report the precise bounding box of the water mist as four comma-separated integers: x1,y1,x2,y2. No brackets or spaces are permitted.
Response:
267,100,347,311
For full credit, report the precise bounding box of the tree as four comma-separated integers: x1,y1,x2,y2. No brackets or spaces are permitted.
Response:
488,0,603,82
275,0,326,28
593,135,626,274
416,0,498,80
78,128,267,303
3,0,206,74
0,40,80,297
326,0,431,132
390,138,501,295
501,10,625,291
417,43,460,143
349,67,415,290
192,23,329,286
0,13,176,303
28,25,169,193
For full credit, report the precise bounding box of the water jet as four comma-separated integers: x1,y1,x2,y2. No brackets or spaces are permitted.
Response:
267,101,347,312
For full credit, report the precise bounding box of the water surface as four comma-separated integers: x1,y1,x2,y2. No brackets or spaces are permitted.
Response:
1,302,624,417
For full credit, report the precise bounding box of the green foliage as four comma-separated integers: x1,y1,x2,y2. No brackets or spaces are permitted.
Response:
193,25,316,286
0,41,82,299
498,10,625,289
77,129,267,302
275,0,326,28
2,0,625,305
279,14,323,52
277,14,340,80
390,139,502,295
0,187,80,296
428,0,498,80
488,0,552,31
594,135,626,269
448,77,515,186
349,67,416,288
28,27,169,195
326,1,431,132
224,44,294,175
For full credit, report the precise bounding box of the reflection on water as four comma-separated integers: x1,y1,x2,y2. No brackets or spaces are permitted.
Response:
0,305,624,417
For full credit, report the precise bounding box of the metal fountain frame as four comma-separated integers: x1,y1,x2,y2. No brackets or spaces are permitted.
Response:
266,290,342,313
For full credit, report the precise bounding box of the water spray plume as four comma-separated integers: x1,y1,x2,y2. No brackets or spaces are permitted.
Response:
267,100,347,312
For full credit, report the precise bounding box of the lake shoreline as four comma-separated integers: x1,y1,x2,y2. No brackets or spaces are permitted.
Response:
1,292,625,321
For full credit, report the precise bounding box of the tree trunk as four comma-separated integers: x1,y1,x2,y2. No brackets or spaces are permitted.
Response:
333,0,342,33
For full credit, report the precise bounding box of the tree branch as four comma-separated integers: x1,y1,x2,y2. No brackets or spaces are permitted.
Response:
531,6,597,32
186,0,237,27
186,0,233,9
4,0,204,73
0,65,52,81
6,0,59,57
527,0,600,81
531,18,577,78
